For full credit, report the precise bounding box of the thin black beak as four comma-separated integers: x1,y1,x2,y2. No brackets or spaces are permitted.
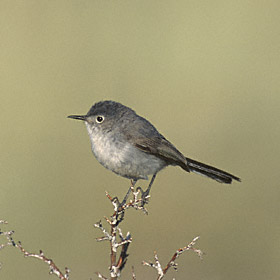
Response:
67,115,87,121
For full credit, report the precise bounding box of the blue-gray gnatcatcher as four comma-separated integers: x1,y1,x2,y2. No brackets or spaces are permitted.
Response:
68,101,240,195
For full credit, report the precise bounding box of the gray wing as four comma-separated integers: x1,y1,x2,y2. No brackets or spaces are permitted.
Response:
123,115,189,169
134,137,188,167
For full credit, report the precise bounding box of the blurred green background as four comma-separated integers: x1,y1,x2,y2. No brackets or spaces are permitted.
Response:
1,1,279,279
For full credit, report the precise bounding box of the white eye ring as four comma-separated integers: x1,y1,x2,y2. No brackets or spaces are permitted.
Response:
96,115,104,123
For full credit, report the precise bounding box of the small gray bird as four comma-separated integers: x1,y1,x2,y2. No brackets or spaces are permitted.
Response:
68,101,240,194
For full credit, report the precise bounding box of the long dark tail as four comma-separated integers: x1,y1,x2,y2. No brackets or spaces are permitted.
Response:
184,157,241,184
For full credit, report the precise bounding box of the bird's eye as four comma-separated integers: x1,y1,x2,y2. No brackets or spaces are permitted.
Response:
96,115,104,123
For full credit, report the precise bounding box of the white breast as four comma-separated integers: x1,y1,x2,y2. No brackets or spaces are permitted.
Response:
85,123,166,180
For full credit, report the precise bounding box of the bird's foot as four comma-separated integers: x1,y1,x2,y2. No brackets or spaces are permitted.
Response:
136,186,151,208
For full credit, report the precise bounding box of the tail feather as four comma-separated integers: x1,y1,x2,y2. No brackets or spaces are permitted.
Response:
185,157,241,184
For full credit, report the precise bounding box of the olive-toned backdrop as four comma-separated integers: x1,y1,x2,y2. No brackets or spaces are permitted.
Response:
1,1,279,279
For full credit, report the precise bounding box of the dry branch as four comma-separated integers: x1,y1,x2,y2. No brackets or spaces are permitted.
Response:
94,180,147,279
0,221,70,280
1,180,203,280
143,236,203,279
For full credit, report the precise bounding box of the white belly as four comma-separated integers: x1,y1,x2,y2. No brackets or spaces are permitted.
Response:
85,123,166,180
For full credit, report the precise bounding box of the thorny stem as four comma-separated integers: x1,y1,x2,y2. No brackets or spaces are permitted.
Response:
0,222,69,280
110,224,117,280
163,236,203,275
95,180,147,279
143,236,203,280
1,179,203,280
17,242,70,280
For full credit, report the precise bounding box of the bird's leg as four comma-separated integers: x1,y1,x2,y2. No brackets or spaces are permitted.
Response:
112,179,137,223
120,179,137,207
137,173,157,207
